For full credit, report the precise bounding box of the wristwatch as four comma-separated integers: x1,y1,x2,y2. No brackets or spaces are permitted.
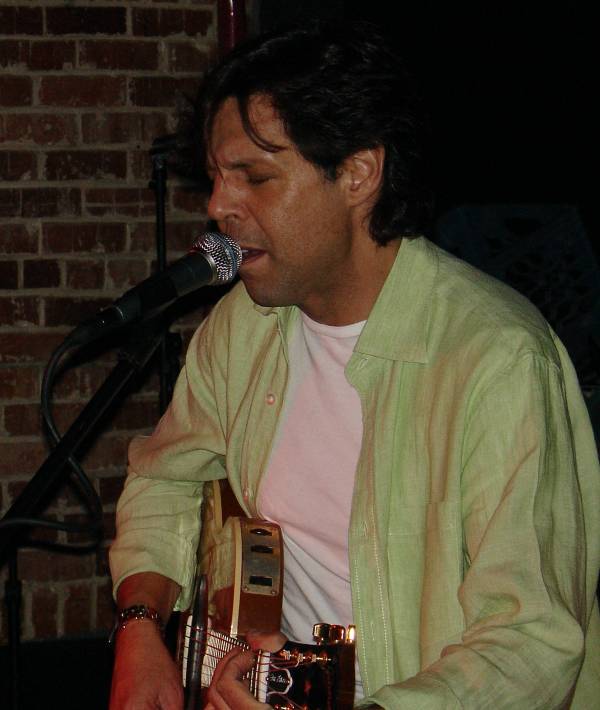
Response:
108,604,164,644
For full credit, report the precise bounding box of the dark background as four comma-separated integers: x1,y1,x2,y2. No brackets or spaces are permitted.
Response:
258,0,595,211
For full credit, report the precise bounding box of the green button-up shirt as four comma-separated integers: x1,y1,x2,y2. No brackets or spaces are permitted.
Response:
111,237,600,708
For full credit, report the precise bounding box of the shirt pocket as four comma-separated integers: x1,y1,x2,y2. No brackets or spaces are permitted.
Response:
386,500,466,653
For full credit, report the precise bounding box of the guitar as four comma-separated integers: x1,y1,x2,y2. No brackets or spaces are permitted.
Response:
176,480,356,710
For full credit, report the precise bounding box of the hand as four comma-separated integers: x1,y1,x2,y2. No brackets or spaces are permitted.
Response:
109,621,184,710
205,630,287,710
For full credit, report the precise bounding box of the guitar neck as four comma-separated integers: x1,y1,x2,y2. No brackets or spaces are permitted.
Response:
180,618,356,709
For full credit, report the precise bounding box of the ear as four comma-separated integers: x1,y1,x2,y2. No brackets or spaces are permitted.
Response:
341,145,385,208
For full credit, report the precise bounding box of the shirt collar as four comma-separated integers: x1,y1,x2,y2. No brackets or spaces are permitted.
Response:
354,236,436,363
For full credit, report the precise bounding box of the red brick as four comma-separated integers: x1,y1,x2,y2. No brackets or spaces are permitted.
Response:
31,587,58,639
0,366,39,399
129,222,155,252
0,6,43,35
83,435,129,469
129,76,199,107
0,76,32,107
172,186,207,214
4,114,78,146
81,111,168,144
0,438,48,477
0,295,40,326
132,8,211,37
43,223,126,254
44,296,111,328
0,40,30,68
112,399,160,431
45,150,126,181
130,149,154,181
129,219,207,253
30,41,76,71
3,403,41,436
167,42,211,73
0,190,21,218
80,40,159,71
107,259,148,289
51,402,89,436
39,76,126,108
21,188,81,218
19,549,95,582
0,151,37,180
0,332,64,365
46,7,126,35
66,260,105,289
0,224,38,254
0,261,18,289
85,187,155,218
53,363,115,400
23,259,61,289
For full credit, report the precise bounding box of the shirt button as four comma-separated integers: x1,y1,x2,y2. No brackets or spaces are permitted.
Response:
265,393,276,405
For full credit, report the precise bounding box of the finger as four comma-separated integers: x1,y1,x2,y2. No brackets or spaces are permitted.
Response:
209,649,264,710
246,629,287,652
210,646,244,687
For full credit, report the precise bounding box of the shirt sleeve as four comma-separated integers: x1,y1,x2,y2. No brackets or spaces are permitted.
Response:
109,311,229,612
368,352,595,709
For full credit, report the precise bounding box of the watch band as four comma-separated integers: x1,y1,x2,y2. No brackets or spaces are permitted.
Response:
109,604,165,644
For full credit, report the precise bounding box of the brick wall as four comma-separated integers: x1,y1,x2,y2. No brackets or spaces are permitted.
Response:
0,1,217,642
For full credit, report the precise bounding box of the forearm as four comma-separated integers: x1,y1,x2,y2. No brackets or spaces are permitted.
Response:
111,572,184,709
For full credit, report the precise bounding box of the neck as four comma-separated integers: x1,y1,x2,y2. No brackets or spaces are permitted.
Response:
301,238,402,326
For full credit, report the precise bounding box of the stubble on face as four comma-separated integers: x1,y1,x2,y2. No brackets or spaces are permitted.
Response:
208,96,400,325
207,97,362,319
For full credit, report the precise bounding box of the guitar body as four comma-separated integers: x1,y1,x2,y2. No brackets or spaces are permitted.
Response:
199,479,283,638
177,480,356,709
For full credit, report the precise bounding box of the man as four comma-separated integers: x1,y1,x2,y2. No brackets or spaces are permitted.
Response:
109,22,600,709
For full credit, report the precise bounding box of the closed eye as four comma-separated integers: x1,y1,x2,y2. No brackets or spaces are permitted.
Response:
246,175,272,185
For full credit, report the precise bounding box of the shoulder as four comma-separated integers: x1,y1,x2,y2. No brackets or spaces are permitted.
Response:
424,239,561,370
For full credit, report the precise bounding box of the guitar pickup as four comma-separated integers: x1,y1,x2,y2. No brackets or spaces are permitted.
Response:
240,519,282,597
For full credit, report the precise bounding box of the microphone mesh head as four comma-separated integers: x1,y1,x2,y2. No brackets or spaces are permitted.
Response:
192,232,242,284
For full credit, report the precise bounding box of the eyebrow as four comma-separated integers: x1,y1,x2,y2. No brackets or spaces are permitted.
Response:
206,152,289,174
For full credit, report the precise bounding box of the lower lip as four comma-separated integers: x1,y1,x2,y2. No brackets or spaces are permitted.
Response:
241,249,265,266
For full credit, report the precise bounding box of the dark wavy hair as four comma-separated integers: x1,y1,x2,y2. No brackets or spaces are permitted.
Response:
195,21,433,245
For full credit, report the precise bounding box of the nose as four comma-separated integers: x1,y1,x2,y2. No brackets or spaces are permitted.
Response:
207,173,243,227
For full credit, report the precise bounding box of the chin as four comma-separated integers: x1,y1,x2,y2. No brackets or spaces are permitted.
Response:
242,283,294,309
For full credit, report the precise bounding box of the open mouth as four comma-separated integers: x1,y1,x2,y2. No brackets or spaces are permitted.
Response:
241,248,265,263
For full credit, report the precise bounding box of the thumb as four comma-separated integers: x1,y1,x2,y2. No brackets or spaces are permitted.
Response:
245,629,287,652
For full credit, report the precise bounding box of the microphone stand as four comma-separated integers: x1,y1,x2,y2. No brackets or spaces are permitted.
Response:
1,137,184,709
0,316,168,708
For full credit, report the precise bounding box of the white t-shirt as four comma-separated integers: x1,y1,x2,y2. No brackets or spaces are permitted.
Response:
257,311,365,700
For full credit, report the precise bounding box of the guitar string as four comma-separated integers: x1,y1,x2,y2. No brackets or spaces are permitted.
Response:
185,628,332,703
186,628,309,669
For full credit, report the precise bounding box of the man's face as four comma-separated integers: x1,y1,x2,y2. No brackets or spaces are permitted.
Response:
206,96,360,321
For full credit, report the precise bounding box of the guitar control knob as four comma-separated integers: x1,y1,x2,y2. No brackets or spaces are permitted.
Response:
312,623,346,644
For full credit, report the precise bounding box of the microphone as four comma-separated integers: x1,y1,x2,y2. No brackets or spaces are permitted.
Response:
67,232,242,346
